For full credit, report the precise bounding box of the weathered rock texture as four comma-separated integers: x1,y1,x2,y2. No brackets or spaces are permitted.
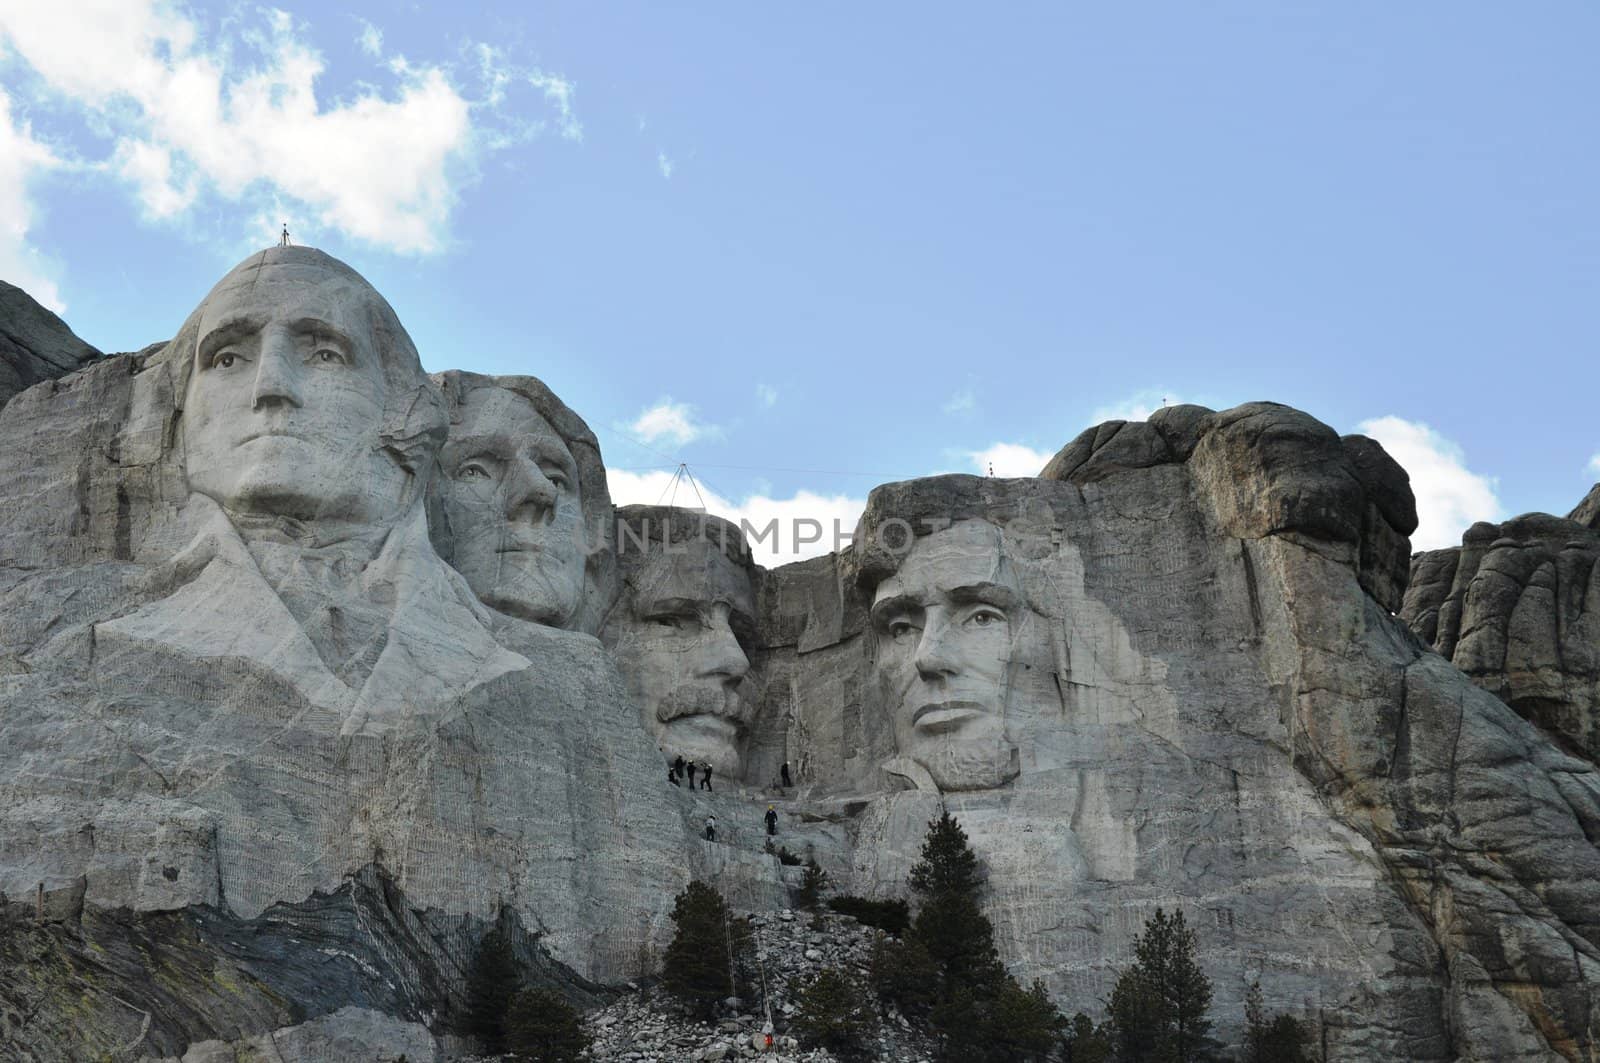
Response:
5,259,1598,1063
0,280,100,410
0,259,694,1061
1403,502,1600,768
756,404,1600,1060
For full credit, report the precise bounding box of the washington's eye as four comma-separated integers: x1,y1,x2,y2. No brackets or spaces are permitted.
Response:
650,614,690,631
887,619,920,640
458,463,491,481
543,468,571,490
215,351,237,369
313,348,346,365
968,607,1006,627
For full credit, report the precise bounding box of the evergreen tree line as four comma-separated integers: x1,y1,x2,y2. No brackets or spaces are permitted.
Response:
461,926,591,1062
790,812,1316,1062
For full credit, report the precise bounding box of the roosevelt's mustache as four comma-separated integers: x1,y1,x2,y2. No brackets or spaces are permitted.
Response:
654,682,754,727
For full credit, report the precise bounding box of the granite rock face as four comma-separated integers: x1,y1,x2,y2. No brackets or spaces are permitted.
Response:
757,404,1599,1061
1402,499,1600,769
4,255,1599,1062
0,253,692,1060
0,280,100,410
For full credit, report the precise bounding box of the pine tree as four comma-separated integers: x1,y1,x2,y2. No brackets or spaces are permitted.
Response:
796,858,829,910
792,967,878,1061
504,986,592,1062
909,811,983,899
463,927,519,1052
1060,1012,1114,1063
1106,908,1214,1063
899,812,1064,1062
662,880,748,1019
986,978,1064,1062
1244,979,1311,1063
868,931,939,1019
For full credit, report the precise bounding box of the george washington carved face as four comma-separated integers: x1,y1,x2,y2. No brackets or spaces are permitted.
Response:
183,254,414,533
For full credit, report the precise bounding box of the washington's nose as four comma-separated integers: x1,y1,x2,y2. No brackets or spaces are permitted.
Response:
698,615,750,687
503,456,558,524
914,617,960,681
251,330,303,411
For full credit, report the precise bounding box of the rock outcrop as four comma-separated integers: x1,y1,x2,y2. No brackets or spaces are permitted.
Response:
1402,499,1600,769
4,256,1598,1061
0,279,100,409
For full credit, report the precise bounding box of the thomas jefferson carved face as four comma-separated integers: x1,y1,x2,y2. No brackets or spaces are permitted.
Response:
608,537,756,777
871,520,1022,792
183,259,408,530
438,386,587,627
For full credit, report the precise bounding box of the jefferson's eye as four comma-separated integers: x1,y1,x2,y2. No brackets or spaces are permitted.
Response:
650,614,690,631
542,467,571,490
968,608,1006,627
313,348,346,365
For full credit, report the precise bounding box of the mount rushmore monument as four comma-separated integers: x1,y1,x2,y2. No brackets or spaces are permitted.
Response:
0,248,1597,1060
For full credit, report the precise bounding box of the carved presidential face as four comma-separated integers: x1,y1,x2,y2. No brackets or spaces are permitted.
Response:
183,261,408,529
872,520,1022,792
608,538,755,777
439,386,587,627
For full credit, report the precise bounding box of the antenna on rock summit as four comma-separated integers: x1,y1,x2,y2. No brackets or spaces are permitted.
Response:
280,223,291,247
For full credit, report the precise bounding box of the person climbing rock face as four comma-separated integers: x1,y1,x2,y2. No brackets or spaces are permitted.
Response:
604,506,758,780
870,519,1024,792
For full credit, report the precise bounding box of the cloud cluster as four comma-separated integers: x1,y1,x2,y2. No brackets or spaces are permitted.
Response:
606,468,864,563
0,87,63,310
1356,416,1502,550
629,399,713,447
966,441,1051,478
0,2,581,299
1588,453,1600,477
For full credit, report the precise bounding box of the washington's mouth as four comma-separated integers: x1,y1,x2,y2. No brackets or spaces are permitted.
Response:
911,701,986,733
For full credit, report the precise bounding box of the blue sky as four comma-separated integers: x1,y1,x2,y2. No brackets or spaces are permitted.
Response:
1,2,1595,558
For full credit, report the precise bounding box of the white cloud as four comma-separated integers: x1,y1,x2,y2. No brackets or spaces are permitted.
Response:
1088,389,1183,426
0,2,579,257
1588,453,1600,476
942,389,976,415
756,384,778,408
1356,416,1503,550
356,19,383,58
967,442,1051,478
606,468,864,564
629,399,710,446
657,151,674,179
0,86,64,311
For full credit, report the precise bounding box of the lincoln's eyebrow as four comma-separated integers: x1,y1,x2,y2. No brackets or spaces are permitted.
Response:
946,582,1022,611
196,314,267,363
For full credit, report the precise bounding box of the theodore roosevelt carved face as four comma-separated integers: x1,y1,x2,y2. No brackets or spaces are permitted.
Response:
871,519,1023,792
605,508,756,778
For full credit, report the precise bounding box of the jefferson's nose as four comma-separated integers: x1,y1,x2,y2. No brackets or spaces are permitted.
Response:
503,456,558,524
914,615,960,681
251,329,303,411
